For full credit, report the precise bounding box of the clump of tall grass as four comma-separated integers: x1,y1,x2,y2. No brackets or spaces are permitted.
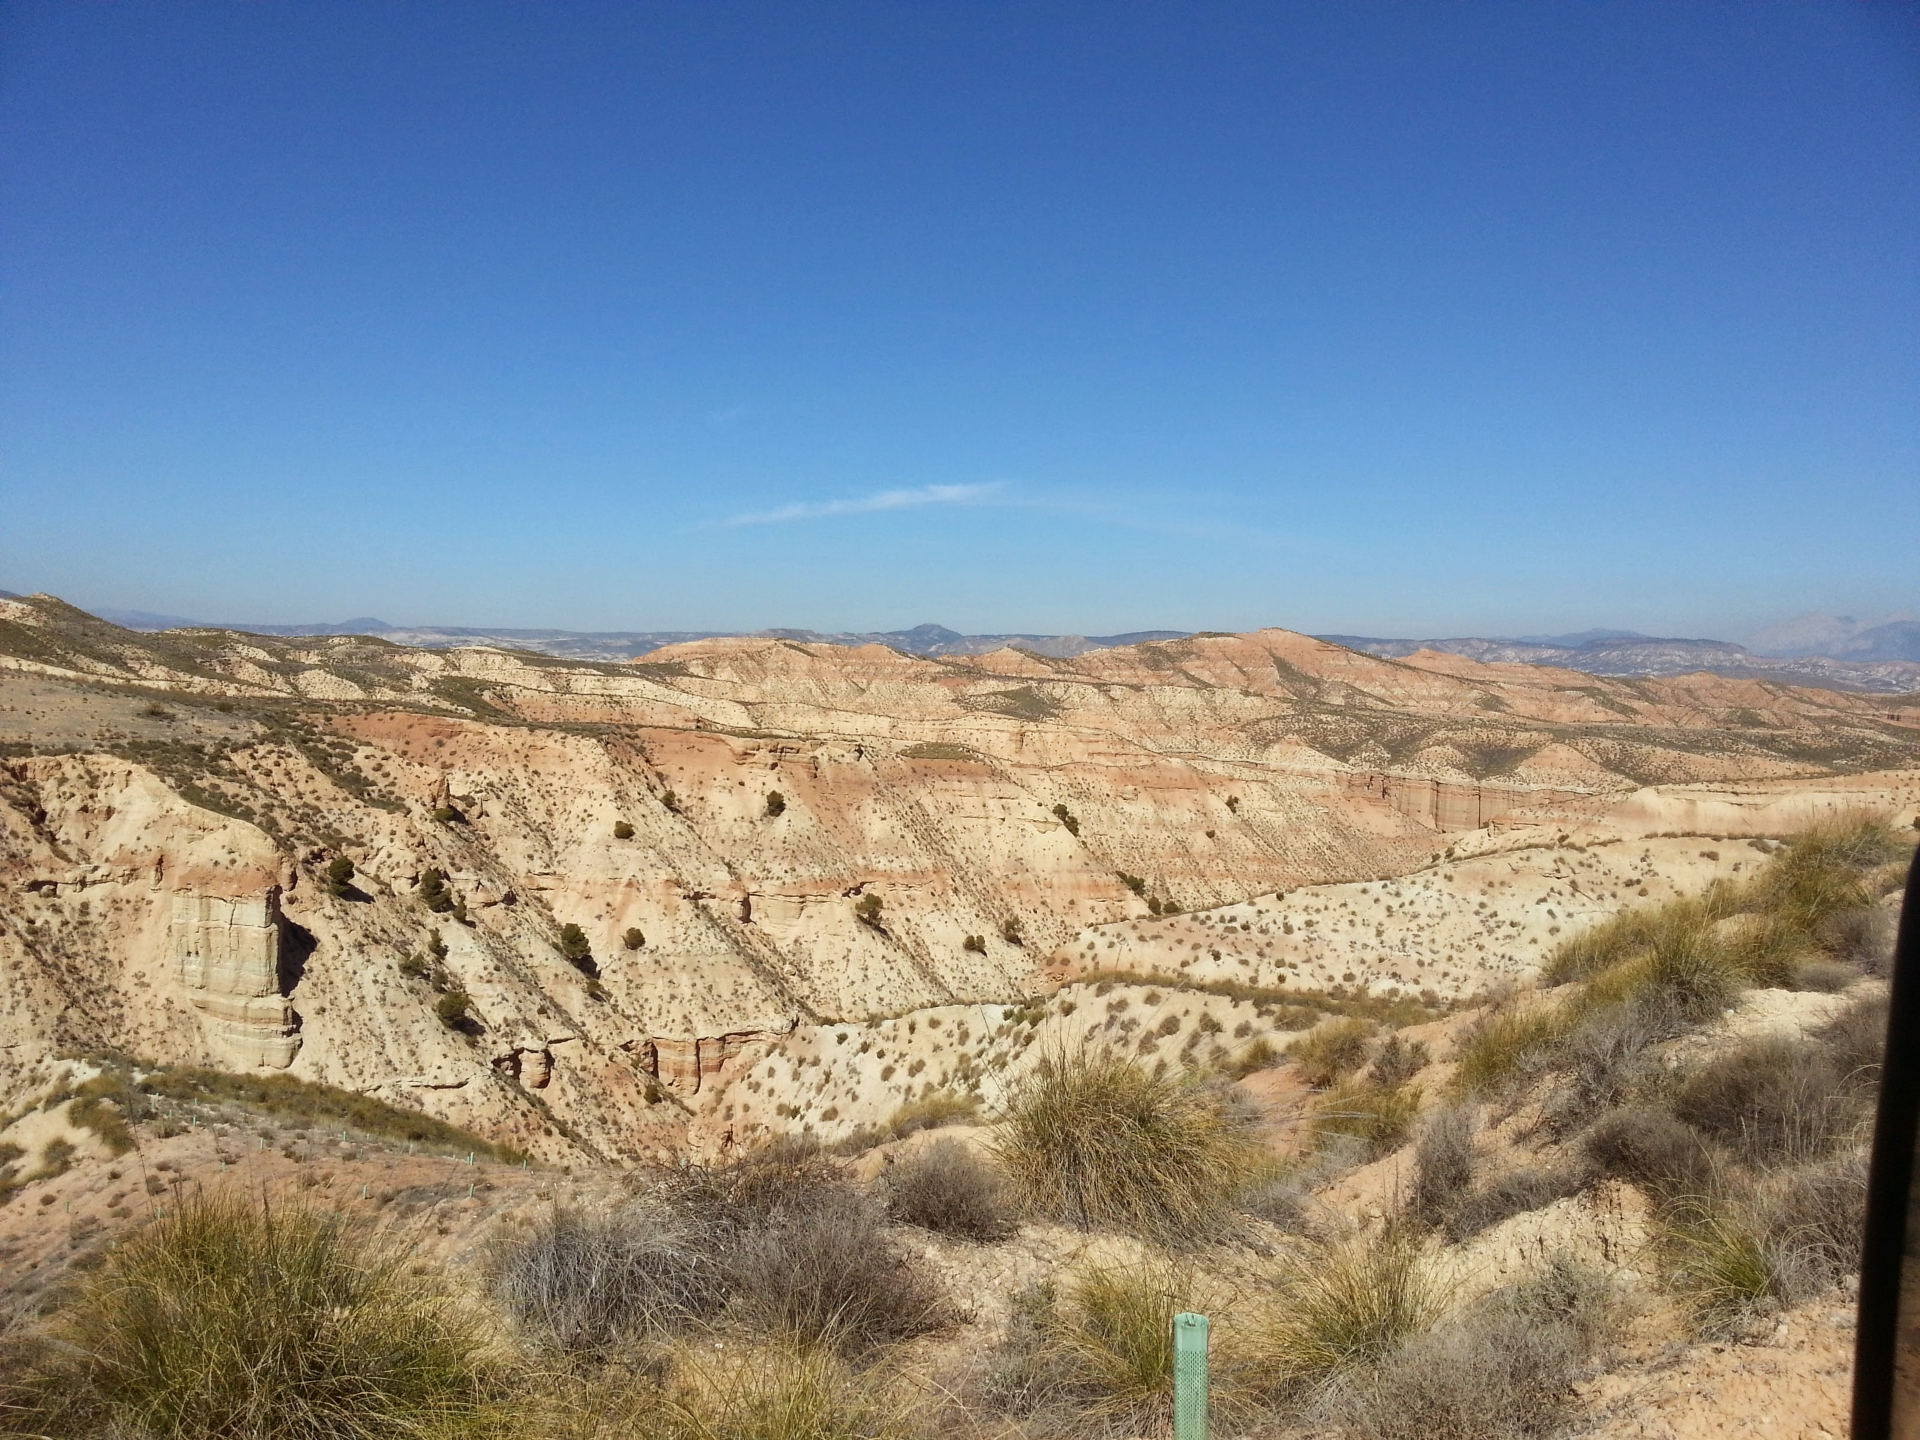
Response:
1658,1200,1782,1335
557,1344,913,1440
1309,1079,1421,1157
2,1192,503,1440
884,1091,979,1139
1288,1018,1375,1088
993,1049,1259,1237
1253,1229,1449,1392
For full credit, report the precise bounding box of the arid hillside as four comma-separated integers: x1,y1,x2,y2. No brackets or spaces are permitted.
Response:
3,591,1918,1163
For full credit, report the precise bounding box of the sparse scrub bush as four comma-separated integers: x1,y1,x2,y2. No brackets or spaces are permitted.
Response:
1222,1036,1278,1079
1669,1032,1870,1167
492,1204,723,1353
0,1193,502,1439
1289,1018,1374,1088
1366,1034,1429,1088
1330,1256,1616,1440
883,1139,1013,1241
1816,905,1897,975
994,1049,1258,1237
1813,990,1889,1084
1757,1150,1868,1301
1409,1105,1475,1226
1581,1107,1715,1204
1445,1165,1588,1243
724,1189,946,1353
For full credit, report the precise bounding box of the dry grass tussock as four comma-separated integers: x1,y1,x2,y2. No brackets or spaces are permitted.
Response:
1251,1228,1450,1393
1287,1018,1374,1088
539,1344,916,1440
1309,1078,1421,1158
993,1048,1259,1238
0,1191,506,1440
983,1259,1236,1434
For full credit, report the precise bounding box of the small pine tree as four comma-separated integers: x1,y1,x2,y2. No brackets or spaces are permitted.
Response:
434,990,471,1029
963,934,986,954
765,790,786,818
558,923,592,964
855,893,884,929
613,820,635,840
417,868,454,914
623,926,645,951
1001,917,1024,946
323,856,356,896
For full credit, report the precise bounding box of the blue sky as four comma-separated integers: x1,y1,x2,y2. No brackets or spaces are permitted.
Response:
3,2,1917,638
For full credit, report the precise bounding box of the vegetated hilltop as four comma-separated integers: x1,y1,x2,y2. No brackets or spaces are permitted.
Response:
0,817,1906,1440
1,591,1918,1168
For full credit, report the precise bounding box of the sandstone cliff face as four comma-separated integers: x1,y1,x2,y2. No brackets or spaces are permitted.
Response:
169,891,299,1067
3,595,1918,1160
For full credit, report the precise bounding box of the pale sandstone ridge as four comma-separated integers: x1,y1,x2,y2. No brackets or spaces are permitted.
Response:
2,594,1917,1160
170,890,299,1067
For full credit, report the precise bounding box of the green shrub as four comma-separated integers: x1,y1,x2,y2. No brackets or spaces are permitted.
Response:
764,791,786,818
1660,1201,1781,1333
623,926,646,951
613,820,635,840
993,1049,1257,1237
323,855,356,897
418,867,455,914
1,1193,503,1439
435,990,473,1029
559,924,593,964
1002,917,1024,945
1451,1005,1570,1098
962,934,986,954
853,893,883,929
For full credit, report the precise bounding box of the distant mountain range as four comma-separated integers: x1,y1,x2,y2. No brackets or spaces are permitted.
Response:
1321,629,1920,694
16,594,1913,692
86,607,1188,662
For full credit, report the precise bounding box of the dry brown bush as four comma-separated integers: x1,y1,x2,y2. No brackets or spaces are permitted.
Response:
1581,1107,1715,1203
1669,1032,1871,1168
1445,1164,1589,1243
883,1139,1014,1242
1330,1256,1616,1440
725,1189,947,1354
1408,1105,1475,1227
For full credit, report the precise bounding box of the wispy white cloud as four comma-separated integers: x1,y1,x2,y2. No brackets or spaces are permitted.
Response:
722,481,1005,527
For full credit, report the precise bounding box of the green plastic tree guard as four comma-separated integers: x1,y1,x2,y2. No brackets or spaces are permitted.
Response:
1174,1311,1210,1440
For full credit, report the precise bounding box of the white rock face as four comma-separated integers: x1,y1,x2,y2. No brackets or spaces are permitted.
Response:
170,890,300,1067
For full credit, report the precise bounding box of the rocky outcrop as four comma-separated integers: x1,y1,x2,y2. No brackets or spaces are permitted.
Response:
169,890,300,1068
1341,771,1604,832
